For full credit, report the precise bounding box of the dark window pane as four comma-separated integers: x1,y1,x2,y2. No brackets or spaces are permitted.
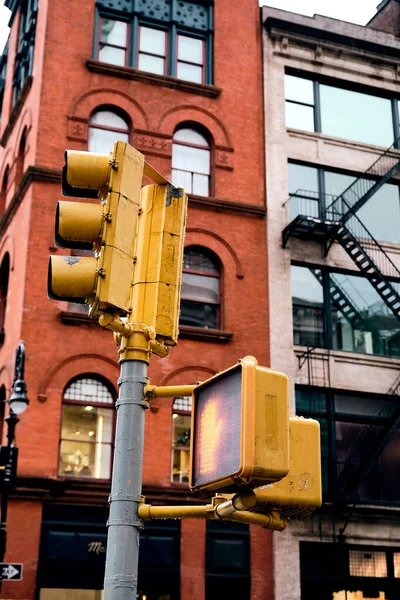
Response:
285,102,314,132
330,272,400,357
334,393,397,419
183,248,218,273
293,305,325,347
295,389,327,413
320,85,394,147
180,300,217,329
285,75,314,104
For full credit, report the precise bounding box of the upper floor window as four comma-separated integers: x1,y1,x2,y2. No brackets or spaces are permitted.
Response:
172,396,191,484
291,265,400,358
13,0,38,106
287,162,400,245
284,74,396,148
180,247,221,329
95,0,213,85
88,108,130,153
59,376,115,479
297,386,400,506
0,166,9,217
0,253,10,346
172,127,211,197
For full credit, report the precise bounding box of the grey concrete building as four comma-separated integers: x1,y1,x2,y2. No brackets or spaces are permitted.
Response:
262,2,400,599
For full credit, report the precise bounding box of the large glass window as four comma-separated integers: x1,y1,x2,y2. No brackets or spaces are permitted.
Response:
59,377,115,480
95,2,213,85
13,0,38,106
180,247,221,329
171,396,191,484
285,74,397,147
88,109,129,153
291,265,400,357
287,162,400,244
296,387,400,505
172,127,211,197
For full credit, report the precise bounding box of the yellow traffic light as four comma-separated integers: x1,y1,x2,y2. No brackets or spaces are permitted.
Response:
189,356,289,497
48,142,144,317
254,416,322,518
130,183,188,346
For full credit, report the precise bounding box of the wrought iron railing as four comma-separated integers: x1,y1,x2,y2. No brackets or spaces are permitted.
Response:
285,190,339,222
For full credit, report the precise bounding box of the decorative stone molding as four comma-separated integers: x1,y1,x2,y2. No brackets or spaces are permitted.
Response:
67,117,88,143
135,130,171,157
215,146,234,171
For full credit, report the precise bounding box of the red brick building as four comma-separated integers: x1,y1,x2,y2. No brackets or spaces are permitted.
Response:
0,0,270,598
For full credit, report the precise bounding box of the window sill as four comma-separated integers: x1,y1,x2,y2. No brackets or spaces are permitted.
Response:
60,310,98,326
0,75,33,147
179,325,233,343
86,59,222,99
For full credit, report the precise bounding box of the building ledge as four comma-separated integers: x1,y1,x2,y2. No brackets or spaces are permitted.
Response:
294,346,400,370
179,325,233,343
189,194,266,217
86,59,222,99
60,310,98,326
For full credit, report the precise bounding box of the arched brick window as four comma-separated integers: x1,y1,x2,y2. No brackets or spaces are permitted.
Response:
172,396,191,483
0,166,9,217
15,128,27,186
0,385,5,445
59,376,115,479
0,253,10,346
172,126,211,197
180,246,221,329
88,108,130,153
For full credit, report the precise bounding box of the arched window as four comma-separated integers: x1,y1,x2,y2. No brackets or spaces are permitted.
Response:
0,385,5,445
180,247,221,330
0,166,9,217
172,396,191,483
15,128,26,186
0,253,10,345
88,109,130,153
172,127,211,197
59,376,115,479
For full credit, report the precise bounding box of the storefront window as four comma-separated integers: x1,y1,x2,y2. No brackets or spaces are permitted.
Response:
172,396,191,483
59,377,115,479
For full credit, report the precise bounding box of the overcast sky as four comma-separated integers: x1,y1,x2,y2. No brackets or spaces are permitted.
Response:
0,0,384,55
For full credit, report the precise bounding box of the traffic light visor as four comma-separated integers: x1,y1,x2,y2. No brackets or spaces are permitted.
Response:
62,151,111,199
55,201,104,250
192,367,242,489
48,255,97,303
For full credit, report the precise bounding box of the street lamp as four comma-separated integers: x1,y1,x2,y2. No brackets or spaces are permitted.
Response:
0,341,29,590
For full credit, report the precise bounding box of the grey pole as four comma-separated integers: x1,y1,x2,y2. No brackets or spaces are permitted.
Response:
103,359,149,600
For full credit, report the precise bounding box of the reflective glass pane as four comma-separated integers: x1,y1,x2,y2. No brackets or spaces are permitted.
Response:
284,75,314,104
179,300,218,329
349,550,388,578
295,388,327,413
172,144,210,174
64,378,113,403
61,405,113,443
174,128,209,147
292,266,325,347
138,53,165,75
192,173,209,197
355,183,400,244
291,266,324,305
172,414,191,447
177,35,203,64
177,62,203,84
101,19,127,46
334,393,397,419
88,127,129,153
172,168,192,193
139,27,166,56
324,171,356,197
285,102,315,132
320,85,394,147
358,427,400,504
287,163,319,219
181,272,219,303
99,45,126,66
172,448,190,483
90,110,129,130
330,272,400,357
184,248,219,273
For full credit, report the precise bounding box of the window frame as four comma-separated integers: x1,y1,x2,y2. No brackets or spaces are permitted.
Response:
137,24,168,76
88,106,131,152
291,262,400,358
296,384,400,506
180,246,222,331
58,375,116,482
175,32,206,85
285,69,400,148
172,124,213,197
171,397,192,486
97,16,130,68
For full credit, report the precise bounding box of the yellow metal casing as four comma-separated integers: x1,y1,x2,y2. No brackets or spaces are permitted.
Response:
48,142,145,316
189,356,290,497
254,416,322,519
130,183,188,345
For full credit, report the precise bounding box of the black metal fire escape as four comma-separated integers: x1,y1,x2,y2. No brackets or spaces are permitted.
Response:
284,138,400,502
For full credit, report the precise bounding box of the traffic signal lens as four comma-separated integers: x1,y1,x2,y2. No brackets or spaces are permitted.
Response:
193,367,242,488
55,201,104,250
48,255,97,302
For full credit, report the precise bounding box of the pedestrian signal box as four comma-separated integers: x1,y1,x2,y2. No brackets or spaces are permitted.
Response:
189,356,289,497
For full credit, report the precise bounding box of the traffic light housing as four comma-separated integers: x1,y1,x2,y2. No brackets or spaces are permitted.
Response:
254,415,322,518
48,143,144,317
130,183,188,346
189,356,289,497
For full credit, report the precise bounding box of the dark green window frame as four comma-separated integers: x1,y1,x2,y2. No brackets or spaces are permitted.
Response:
12,0,38,106
93,0,214,86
